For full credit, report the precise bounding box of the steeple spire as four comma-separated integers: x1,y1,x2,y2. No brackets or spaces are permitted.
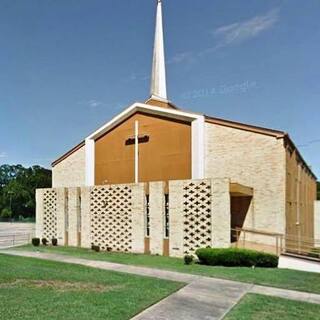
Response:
150,0,167,101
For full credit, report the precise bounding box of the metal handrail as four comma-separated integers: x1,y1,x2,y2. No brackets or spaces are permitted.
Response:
231,227,320,259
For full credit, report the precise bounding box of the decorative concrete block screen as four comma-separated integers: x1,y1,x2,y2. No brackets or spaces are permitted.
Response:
42,189,58,239
36,178,231,257
90,185,133,251
183,180,212,254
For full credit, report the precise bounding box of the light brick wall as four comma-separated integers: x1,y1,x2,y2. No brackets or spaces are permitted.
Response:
67,188,80,247
149,182,165,255
205,123,286,238
80,187,91,248
52,146,86,188
35,189,44,238
169,180,184,257
56,188,67,245
131,183,145,254
315,201,320,241
211,178,231,248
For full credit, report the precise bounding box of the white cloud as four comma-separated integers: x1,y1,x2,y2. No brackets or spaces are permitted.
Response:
127,73,149,82
167,51,194,64
213,9,279,48
297,139,320,148
0,152,7,158
88,100,103,108
168,9,279,62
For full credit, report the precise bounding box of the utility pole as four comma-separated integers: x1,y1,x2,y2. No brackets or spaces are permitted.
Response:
8,190,14,214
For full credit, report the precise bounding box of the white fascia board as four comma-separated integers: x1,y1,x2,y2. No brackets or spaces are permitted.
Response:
85,138,95,186
135,103,203,121
87,102,202,141
87,103,138,140
192,116,205,179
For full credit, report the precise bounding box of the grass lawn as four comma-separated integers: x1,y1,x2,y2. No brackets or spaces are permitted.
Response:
0,254,183,320
224,293,320,320
13,245,320,295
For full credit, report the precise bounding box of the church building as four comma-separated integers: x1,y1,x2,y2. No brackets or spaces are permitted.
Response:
40,1,317,255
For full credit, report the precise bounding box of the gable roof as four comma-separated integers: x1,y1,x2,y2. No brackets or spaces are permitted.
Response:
205,115,286,138
51,140,85,167
51,100,200,167
51,99,317,180
86,101,202,141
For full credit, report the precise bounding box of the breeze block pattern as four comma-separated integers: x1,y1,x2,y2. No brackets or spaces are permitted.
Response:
36,178,232,257
90,185,133,251
42,189,58,240
182,180,212,254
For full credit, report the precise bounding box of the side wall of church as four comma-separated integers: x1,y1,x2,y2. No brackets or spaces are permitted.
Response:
285,149,317,243
315,201,320,241
204,122,287,239
52,146,86,188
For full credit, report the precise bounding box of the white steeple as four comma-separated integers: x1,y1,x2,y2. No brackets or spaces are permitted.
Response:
150,0,167,101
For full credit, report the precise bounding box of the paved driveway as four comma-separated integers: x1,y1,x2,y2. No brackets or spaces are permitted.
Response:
0,223,34,248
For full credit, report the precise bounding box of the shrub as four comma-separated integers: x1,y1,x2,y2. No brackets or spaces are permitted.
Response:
184,255,194,265
1,208,12,218
196,248,278,268
309,248,320,259
32,238,40,246
52,238,58,246
41,238,48,246
92,245,100,252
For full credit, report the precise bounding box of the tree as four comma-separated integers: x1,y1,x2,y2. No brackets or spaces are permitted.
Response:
1,208,12,218
317,181,320,200
0,164,51,220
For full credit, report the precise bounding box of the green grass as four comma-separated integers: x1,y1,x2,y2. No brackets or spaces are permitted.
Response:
224,294,320,320
13,245,320,294
0,253,183,320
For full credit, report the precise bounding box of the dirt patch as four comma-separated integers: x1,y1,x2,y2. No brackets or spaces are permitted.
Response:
0,279,120,293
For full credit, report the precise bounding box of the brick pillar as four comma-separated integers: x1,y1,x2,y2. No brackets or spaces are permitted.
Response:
211,178,231,248
80,187,91,248
149,181,165,255
169,180,184,257
68,187,81,247
131,183,145,253
35,189,45,239
56,188,67,245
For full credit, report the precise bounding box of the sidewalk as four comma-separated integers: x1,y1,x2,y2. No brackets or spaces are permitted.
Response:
2,250,320,320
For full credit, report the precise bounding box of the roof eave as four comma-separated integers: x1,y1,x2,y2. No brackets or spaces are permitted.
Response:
51,140,85,167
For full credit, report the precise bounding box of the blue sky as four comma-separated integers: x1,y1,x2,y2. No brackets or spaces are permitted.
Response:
0,0,319,177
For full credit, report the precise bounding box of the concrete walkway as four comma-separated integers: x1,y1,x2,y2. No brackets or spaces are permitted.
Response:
132,278,250,320
2,250,320,320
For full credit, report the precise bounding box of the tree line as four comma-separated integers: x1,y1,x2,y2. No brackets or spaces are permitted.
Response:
0,164,51,221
